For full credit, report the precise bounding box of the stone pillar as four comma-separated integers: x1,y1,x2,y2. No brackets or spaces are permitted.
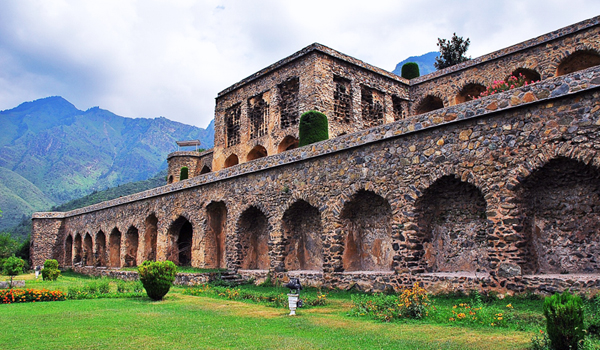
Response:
31,214,66,267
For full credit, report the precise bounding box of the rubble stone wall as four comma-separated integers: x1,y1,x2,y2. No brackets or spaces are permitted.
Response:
32,64,600,293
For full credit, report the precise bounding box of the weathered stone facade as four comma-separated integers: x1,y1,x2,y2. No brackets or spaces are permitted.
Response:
33,16,600,294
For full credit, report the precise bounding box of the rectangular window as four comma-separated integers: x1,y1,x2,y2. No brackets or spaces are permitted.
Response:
279,77,300,129
361,85,384,127
248,94,268,139
225,103,241,147
333,75,352,123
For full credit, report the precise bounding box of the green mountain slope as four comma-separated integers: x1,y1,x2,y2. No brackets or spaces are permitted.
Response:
0,167,55,230
0,96,214,233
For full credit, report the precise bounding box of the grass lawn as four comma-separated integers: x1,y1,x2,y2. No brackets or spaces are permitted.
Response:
0,272,544,349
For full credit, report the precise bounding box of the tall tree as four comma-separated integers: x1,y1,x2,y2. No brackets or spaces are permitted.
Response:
434,33,471,70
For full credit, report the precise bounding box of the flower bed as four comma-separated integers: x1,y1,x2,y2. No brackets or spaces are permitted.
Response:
0,289,66,304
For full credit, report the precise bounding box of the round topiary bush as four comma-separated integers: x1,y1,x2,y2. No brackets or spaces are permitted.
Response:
299,110,329,147
138,260,178,301
41,259,61,281
401,62,420,79
180,167,189,181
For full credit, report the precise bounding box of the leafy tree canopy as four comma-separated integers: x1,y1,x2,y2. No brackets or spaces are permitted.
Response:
434,33,470,70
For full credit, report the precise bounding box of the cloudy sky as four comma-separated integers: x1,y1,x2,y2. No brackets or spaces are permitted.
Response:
0,1,599,128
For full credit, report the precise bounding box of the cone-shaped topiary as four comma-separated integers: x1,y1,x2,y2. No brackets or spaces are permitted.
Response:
180,166,189,181
138,260,178,301
543,291,584,350
401,62,420,79
299,110,329,147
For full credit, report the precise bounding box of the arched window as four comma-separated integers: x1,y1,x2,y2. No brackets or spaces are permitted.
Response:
557,50,600,76
277,136,299,153
455,83,486,104
224,154,239,168
415,95,444,114
509,68,541,83
246,145,267,162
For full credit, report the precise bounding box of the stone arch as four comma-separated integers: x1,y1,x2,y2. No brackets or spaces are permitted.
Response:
415,95,444,114
282,200,323,271
124,226,139,267
144,214,158,262
509,68,541,83
556,50,600,76
516,157,600,274
236,206,270,270
205,201,227,269
339,190,393,272
109,228,121,268
95,230,107,267
455,83,486,104
73,233,83,265
167,216,193,266
247,145,267,162
413,175,489,273
168,175,174,184
199,165,211,174
64,235,73,266
224,154,239,168
83,233,93,266
278,136,299,153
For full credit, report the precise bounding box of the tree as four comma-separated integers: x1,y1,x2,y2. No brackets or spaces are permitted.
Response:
3,256,25,287
0,233,18,260
434,33,471,70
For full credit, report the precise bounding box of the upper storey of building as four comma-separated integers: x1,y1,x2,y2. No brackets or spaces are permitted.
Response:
168,15,600,179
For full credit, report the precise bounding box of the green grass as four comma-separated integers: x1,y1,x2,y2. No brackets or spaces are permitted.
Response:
120,266,227,274
0,272,559,349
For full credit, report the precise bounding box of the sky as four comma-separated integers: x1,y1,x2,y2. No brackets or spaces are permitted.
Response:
0,1,599,128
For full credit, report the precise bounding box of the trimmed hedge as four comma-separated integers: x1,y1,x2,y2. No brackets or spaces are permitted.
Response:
180,167,189,181
401,62,420,79
299,110,329,147
138,260,177,301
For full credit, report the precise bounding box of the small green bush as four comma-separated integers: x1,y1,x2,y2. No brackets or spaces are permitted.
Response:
299,110,329,147
543,291,585,350
41,259,61,281
401,62,420,79
180,167,189,181
138,260,178,301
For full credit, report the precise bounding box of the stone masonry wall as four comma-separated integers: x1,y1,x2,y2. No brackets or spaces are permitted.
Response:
32,64,600,294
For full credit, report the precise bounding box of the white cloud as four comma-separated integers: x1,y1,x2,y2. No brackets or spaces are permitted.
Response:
0,0,598,128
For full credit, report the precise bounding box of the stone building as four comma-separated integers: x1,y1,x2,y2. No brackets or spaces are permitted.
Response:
32,16,600,293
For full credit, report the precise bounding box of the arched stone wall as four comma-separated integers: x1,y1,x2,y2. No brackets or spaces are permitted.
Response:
109,228,121,268
167,216,193,266
339,190,393,272
236,206,270,270
74,233,82,265
414,175,489,273
124,226,139,267
556,50,600,76
64,235,73,266
143,214,158,262
516,157,600,274
95,230,107,267
281,200,323,271
205,201,227,269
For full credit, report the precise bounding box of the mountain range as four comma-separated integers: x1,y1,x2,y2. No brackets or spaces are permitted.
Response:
0,96,213,232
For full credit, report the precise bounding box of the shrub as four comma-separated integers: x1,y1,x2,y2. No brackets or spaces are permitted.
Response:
138,260,178,301
543,291,585,350
3,256,25,286
434,33,470,70
180,167,189,181
41,259,60,281
401,62,420,79
299,110,329,147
